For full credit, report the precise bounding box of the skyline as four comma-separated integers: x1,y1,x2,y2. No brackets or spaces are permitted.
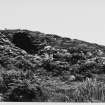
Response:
0,0,105,45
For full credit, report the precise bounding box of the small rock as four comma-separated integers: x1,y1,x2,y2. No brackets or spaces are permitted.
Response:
69,75,75,81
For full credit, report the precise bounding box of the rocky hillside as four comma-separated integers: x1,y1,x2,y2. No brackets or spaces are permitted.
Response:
1,29,105,102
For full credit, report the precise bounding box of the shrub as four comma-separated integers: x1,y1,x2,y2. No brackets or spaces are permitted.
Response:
3,79,46,102
0,69,47,102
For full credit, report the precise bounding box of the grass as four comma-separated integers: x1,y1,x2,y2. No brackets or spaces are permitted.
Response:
1,68,105,102
41,78,105,102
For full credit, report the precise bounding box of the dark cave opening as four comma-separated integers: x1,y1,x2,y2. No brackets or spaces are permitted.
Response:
12,32,35,54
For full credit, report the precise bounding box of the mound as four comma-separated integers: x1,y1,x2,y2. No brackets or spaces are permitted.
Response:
0,29,105,102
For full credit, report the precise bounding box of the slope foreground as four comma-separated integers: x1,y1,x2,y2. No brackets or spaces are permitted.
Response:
0,29,105,102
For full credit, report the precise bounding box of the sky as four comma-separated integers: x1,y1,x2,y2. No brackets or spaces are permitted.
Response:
0,0,105,45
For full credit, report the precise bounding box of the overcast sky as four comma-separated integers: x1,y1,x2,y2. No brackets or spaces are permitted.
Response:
0,0,105,45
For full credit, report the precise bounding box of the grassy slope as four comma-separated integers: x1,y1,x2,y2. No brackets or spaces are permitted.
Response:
0,29,105,102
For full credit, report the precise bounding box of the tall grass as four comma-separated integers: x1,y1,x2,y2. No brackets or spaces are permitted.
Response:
72,78,105,102
42,78,105,102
